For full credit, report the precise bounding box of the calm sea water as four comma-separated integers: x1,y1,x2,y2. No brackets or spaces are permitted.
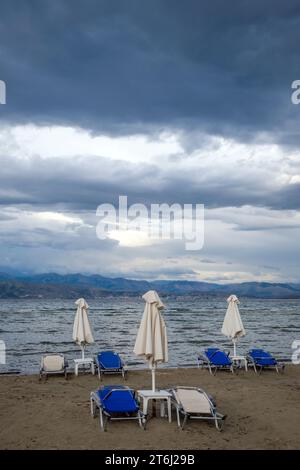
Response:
0,296,299,374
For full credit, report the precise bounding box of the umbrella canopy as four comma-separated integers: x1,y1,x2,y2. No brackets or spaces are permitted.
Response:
73,298,94,358
221,294,245,356
133,290,168,390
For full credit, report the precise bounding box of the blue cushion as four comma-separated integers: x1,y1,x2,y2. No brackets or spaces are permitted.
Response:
97,386,138,413
205,348,232,366
98,351,122,370
249,349,277,366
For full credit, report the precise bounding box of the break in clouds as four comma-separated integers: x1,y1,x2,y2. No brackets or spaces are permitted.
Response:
1,0,300,283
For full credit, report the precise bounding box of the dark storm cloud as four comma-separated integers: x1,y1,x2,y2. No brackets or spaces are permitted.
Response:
1,0,300,140
0,151,299,211
1,1,300,280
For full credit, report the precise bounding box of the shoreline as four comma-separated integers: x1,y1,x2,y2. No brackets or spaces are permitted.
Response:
1,365,299,449
0,357,294,377
0,359,294,377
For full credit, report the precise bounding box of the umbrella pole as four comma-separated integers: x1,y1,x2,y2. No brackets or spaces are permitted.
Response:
151,363,156,392
233,338,237,357
81,344,85,360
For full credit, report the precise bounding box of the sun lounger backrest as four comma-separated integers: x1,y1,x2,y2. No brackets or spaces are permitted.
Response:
174,388,212,414
249,349,271,358
98,386,138,413
205,348,231,366
98,351,122,369
42,355,64,371
249,349,277,365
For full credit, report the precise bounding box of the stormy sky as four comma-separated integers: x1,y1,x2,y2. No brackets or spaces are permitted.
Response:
1,0,300,282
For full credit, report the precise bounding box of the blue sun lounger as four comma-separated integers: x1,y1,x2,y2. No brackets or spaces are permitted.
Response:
198,348,234,375
247,349,284,374
90,385,146,431
95,351,127,380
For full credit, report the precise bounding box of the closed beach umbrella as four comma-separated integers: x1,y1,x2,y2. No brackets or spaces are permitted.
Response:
134,290,168,391
73,298,94,359
221,294,246,357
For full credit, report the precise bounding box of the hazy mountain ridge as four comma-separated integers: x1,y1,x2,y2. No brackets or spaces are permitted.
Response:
0,272,300,299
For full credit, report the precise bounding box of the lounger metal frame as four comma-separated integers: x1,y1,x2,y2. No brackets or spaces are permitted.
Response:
197,349,234,375
95,352,127,381
168,386,226,431
246,353,285,375
90,387,146,431
39,353,68,380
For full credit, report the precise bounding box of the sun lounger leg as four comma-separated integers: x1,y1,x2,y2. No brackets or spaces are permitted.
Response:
181,414,188,430
176,407,181,428
90,397,95,417
99,408,104,431
215,416,220,430
138,411,146,430
215,413,226,431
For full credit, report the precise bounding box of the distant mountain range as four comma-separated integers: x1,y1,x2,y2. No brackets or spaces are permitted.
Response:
0,272,300,299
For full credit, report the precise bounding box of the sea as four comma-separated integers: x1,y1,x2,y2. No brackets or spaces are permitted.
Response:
0,296,299,374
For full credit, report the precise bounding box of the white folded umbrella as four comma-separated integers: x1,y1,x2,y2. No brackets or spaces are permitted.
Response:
73,298,94,359
221,294,246,357
133,290,168,391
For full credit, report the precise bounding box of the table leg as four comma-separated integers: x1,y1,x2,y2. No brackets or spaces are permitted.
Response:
167,398,172,423
143,397,148,416
160,400,165,417
75,364,78,376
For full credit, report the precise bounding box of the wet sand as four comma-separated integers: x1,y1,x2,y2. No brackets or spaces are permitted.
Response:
0,366,299,449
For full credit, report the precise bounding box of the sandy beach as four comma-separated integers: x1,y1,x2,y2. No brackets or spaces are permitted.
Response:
0,365,299,450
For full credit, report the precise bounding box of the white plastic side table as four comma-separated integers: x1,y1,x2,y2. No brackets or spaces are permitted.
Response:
74,358,95,376
137,390,172,422
231,355,248,371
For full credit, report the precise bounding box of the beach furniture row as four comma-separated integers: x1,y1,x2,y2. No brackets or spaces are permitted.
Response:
39,347,284,380
198,347,285,375
39,350,126,380
90,385,226,432
38,347,285,433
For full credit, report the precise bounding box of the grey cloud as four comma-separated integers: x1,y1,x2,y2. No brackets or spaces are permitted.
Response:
1,1,300,281
0,0,300,143
233,223,300,231
0,150,299,212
